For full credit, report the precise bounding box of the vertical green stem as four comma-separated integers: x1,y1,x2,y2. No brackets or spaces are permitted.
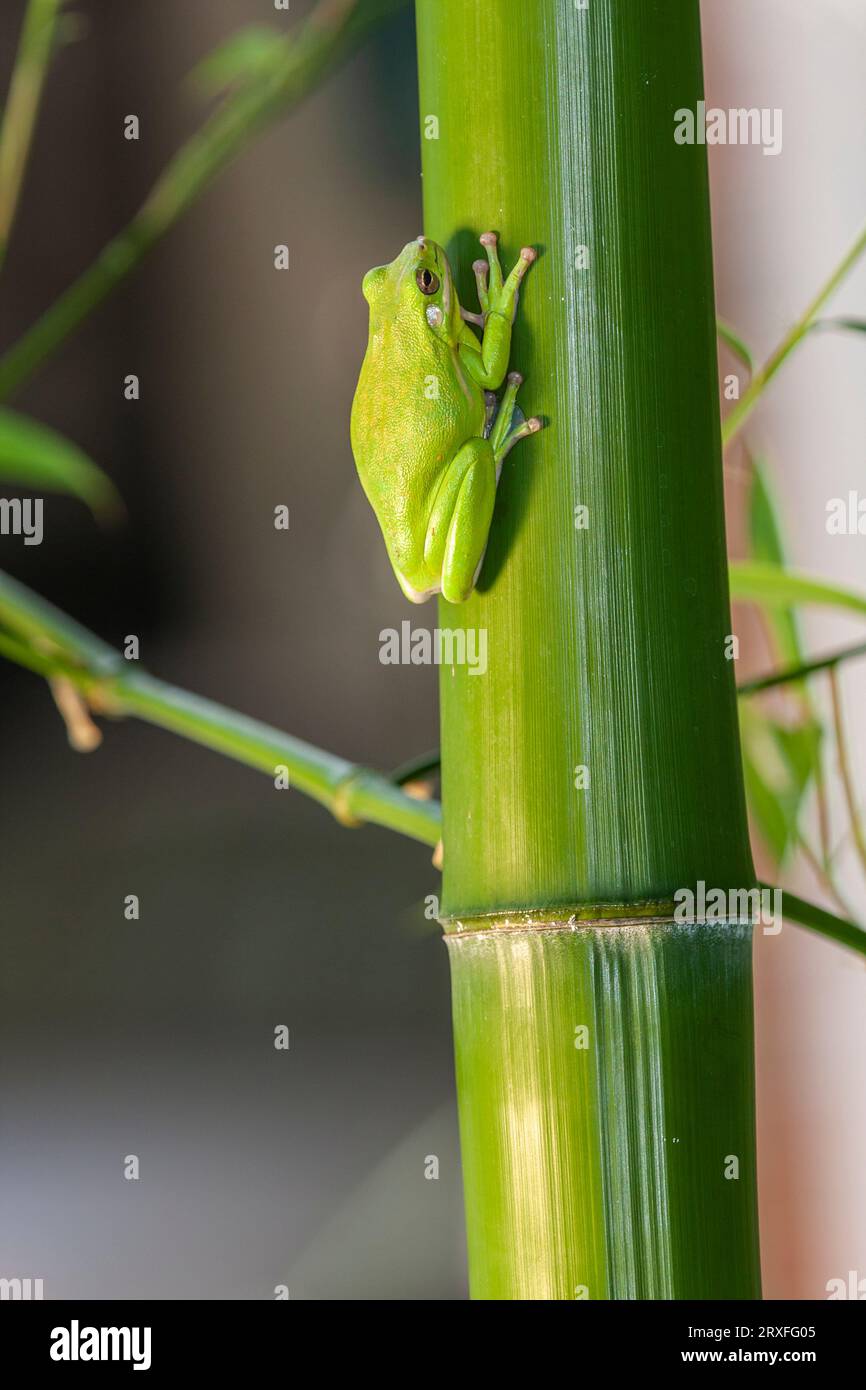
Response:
829,667,866,882
416,0,760,1299
0,0,62,270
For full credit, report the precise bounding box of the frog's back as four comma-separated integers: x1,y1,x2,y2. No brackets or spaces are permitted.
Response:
351,315,485,575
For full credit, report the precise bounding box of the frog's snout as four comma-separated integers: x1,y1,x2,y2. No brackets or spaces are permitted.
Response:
403,236,435,264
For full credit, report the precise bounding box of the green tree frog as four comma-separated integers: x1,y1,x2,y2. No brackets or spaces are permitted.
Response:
351,232,542,604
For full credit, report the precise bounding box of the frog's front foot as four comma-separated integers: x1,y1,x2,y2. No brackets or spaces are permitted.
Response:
473,231,537,325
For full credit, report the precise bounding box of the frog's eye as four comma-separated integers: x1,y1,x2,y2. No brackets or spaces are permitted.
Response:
416,267,440,296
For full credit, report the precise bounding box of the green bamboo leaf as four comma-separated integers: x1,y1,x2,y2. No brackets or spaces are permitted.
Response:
0,407,121,519
54,12,89,52
812,316,866,336
389,749,441,787
776,721,823,790
730,561,866,619
742,461,826,857
191,25,288,96
773,721,822,862
746,461,802,666
741,739,788,863
739,705,819,864
717,318,754,372
747,461,784,566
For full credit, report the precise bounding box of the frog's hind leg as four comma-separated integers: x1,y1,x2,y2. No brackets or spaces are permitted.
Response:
425,438,497,605
490,371,543,477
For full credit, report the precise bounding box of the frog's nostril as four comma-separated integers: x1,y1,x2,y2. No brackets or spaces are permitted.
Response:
417,236,426,249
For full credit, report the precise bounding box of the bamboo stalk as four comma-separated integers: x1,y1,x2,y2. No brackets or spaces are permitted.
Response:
449,919,760,1299
417,0,761,1299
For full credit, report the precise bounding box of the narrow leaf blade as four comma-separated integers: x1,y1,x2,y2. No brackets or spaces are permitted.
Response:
747,460,802,666
717,318,754,372
0,407,122,520
812,317,866,337
192,26,288,97
739,704,818,865
730,561,866,619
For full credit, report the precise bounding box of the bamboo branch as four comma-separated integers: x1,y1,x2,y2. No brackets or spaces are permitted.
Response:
4,563,865,953
0,0,63,272
772,884,866,960
716,317,754,371
738,639,866,695
0,0,407,399
0,570,440,848
795,836,858,925
722,219,866,446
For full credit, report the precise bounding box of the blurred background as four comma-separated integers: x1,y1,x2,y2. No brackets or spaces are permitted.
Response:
705,0,866,1300
0,0,863,1299
0,0,463,1301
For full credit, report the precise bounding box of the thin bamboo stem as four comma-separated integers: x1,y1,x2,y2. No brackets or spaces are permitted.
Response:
723,220,866,446
738,639,866,695
774,884,866,958
795,838,858,925
828,667,866,882
0,570,439,847
0,0,406,399
0,0,62,271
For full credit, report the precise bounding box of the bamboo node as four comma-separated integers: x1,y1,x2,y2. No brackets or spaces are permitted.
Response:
332,775,364,828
